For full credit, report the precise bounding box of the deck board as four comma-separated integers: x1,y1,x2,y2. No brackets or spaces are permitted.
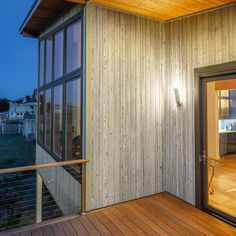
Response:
50,223,66,236
4,193,236,236
86,215,112,236
70,218,89,236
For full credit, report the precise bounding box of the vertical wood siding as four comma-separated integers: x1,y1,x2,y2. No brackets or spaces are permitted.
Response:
37,2,236,211
163,4,236,205
86,3,236,209
86,4,164,210
36,145,82,215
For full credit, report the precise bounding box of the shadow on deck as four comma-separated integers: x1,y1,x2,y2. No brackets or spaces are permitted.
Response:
3,192,236,236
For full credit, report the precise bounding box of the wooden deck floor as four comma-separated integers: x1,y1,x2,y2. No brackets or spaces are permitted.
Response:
4,192,236,236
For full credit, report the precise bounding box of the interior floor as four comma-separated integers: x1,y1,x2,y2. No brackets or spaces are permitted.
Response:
208,155,236,218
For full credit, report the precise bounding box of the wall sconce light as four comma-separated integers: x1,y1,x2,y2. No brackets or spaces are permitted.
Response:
174,88,182,108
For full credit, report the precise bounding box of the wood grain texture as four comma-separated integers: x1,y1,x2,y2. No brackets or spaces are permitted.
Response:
86,3,236,209
67,0,235,21
36,0,236,212
163,4,236,204
36,145,82,216
85,3,164,211
8,193,236,236
0,159,88,175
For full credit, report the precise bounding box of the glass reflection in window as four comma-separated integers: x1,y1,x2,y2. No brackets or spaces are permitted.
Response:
66,79,81,160
39,41,44,87
45,89,52,148
66,20,82,73
53,85,63,157
46,36,53,84
54,31,64,79
38,91,44,143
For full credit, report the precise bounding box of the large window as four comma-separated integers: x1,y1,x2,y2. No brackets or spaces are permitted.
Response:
38,16,82,161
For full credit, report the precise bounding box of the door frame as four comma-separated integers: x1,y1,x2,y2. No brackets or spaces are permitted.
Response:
194,61,236,225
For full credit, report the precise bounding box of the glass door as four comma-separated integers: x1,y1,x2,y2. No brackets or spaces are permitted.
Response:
201,76,236,224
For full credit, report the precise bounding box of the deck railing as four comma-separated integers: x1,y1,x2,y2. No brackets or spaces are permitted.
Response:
0,159,88,231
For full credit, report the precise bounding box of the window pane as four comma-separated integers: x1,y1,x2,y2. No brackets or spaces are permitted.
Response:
46,36,53,84
54,31,64,79
66,20,81,73
53,85,63,157
66,79,81,160
39,41,44,87
38,91,44,143
45,89,52,148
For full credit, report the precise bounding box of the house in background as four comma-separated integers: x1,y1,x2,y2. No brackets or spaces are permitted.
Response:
8,97,30,120
0,90,37,138
1,0,236,234
8,90,37,121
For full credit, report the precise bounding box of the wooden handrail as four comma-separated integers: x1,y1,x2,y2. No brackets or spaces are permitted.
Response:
0,159,89,175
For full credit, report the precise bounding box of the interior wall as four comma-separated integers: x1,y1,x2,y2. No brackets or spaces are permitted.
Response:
163,4,236,204
86,3,165,210
206,82,219,160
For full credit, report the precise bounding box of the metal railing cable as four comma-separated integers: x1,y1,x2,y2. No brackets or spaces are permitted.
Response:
0,160,88,231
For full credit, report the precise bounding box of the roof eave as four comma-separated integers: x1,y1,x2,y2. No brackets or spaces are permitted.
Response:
20,0,76,38
19,0,41,37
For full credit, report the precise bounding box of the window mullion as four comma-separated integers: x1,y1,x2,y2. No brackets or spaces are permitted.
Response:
51,34,55,152
62,81,66,161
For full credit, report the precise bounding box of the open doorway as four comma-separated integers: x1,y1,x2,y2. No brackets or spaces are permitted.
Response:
206,78,236,218
195,61,236,226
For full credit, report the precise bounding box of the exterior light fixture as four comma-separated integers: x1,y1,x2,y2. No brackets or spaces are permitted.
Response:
174,88,182,108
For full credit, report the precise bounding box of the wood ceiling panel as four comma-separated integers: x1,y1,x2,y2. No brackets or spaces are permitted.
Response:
67,0,236,21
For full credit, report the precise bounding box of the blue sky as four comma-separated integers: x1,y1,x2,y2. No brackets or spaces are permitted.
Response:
0,0,37,100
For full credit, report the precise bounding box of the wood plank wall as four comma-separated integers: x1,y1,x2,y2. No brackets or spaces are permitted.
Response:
37,2,236,211
85,4,165,210
36,145,82,216
86,3,236,209
163,4,236,205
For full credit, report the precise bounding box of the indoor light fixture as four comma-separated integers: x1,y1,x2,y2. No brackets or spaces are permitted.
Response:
174,88,182,107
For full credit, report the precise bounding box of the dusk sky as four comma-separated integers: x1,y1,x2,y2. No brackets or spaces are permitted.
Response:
0,0,37,100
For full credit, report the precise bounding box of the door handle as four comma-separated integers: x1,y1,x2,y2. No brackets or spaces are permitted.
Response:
199,150,208,165
202,150,208,165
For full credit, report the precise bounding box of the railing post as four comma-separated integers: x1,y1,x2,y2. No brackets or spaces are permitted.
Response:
81,162,86,214
36,172,43,223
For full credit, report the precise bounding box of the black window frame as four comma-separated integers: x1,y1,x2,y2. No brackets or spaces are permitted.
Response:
37,12,84,162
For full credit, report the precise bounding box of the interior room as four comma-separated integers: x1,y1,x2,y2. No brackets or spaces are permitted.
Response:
207,78,236,218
